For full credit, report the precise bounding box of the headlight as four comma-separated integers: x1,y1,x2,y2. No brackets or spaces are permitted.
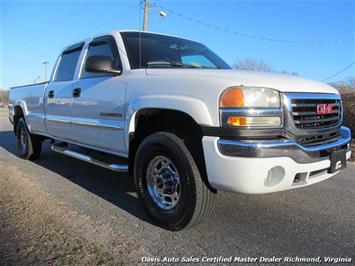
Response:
220,86,282,128
220,86,280,108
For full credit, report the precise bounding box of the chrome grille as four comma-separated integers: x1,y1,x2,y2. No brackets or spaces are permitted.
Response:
297,129,341,147
291,98,341,129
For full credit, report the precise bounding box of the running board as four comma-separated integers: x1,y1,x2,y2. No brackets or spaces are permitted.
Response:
51,144,128,172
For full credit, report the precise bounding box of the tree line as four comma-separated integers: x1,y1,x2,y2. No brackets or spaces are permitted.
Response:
0,90,9,106
234,57,354,91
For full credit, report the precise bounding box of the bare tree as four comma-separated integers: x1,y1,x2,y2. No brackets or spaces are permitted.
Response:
329,77,355,138
234,57,298,75
329,77,355,92
234,57,273,72
0,90,9,106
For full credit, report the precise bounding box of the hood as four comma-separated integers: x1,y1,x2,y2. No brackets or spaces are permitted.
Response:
145,68,339,94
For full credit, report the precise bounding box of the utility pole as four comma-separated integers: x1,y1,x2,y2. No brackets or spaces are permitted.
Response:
143,0,149,31
42,61,49,82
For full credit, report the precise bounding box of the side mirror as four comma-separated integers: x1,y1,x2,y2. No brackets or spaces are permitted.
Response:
85,56,121,75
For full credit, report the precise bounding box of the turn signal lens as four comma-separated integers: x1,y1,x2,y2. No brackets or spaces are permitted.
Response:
227,116,281,127
227,116,247,126
220,87,244,107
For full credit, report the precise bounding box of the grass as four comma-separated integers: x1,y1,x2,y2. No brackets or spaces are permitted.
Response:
0,163,133,265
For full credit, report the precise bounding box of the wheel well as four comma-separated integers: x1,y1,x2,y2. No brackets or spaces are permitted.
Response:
13,106,24,133
129,108,214,190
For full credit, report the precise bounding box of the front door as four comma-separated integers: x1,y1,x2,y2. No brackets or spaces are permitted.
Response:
70,36,126,155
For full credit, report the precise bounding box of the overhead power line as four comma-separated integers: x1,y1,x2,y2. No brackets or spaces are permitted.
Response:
18,3,138,66
15,0,94,49
322,62,355,82
85,4,138,35
155,4,354,45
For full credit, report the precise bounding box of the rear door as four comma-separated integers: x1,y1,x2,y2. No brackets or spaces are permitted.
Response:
44,43,84,140
70,36,126,155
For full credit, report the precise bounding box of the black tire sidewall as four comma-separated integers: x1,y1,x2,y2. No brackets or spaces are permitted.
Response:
134,133,198,230
16,118,32,159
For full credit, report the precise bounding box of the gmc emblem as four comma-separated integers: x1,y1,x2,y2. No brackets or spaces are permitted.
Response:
317,104,336,115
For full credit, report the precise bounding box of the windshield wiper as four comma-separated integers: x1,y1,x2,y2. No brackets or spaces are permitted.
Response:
146,61,200,68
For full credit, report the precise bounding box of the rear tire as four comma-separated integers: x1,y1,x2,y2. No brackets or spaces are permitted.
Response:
134,132,215,231
16,118,42,160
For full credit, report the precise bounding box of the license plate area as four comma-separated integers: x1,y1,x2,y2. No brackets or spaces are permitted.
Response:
328,149,347,174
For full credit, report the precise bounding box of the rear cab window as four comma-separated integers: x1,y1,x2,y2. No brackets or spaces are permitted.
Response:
54,42,84,81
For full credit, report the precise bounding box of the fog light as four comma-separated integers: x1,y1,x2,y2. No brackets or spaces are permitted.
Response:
264,166,285,187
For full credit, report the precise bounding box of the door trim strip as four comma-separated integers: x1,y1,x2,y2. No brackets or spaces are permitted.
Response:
71,121,123,131
47,118,71,125
46,118,122,131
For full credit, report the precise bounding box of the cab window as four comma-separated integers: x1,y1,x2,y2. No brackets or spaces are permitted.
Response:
55,43,84,81
81,36,122,79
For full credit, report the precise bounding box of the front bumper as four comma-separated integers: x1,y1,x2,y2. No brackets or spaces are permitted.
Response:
218,126,351,163
202,126,352,194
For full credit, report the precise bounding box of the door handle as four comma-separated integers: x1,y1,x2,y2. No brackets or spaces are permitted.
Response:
72,88,81,98
48,90,54,98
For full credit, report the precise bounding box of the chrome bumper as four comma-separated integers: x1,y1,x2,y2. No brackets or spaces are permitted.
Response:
218,126,351,163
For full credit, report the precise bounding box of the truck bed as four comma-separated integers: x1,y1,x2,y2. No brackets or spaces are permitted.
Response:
9,82,48,133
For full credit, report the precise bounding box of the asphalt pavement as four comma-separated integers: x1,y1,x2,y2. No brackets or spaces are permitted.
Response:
0,109,354,264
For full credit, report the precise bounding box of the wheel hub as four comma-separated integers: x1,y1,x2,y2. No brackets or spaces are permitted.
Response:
146,156,181,210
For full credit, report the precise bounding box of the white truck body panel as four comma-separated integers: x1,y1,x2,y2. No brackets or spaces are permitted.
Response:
9,82,48,133
8,30,351,194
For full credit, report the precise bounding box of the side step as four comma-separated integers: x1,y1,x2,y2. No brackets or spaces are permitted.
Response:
51,144,128,172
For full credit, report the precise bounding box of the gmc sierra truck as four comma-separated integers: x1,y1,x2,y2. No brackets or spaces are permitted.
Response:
8,31,352,230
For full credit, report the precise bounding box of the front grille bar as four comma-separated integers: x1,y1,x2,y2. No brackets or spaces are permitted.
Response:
284,93,342,147
294,116,339,125
291,98,341,129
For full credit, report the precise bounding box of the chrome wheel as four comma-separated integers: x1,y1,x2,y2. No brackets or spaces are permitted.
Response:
146,155,181,210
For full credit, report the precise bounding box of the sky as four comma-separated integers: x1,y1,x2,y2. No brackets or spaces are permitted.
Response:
0,0,354,89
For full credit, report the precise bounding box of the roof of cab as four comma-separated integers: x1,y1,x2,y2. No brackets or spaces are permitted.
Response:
62,30,195,52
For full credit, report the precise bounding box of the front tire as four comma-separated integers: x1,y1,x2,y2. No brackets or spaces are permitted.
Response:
134,132,215,231
16,118,42,160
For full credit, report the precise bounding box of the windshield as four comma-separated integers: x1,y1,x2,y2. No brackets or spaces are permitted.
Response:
120,32,231,70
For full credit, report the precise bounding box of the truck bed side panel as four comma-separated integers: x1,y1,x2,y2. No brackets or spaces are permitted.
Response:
9,83,48,134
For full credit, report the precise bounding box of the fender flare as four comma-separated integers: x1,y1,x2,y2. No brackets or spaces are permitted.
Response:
13,101,32,132
125,94,213,150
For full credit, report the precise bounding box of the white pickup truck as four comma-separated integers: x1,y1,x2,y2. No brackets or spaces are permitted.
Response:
9,30,351,230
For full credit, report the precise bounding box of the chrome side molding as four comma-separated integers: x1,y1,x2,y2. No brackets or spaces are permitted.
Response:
51,144,128,172
46,117,123,131
47,118,70,125
100,112,122,118
70,120,123,131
